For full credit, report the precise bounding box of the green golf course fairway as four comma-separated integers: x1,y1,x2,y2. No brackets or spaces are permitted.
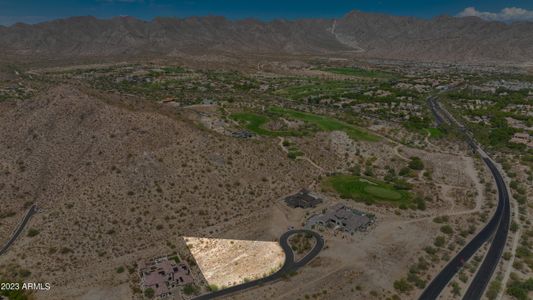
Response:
229,112,298,137
425,127,445,138
230,107,379,142
322,67,396,79
364,185,403,200
323,175,411,206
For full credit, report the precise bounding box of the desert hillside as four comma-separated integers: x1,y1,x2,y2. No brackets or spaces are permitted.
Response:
0,84,319,299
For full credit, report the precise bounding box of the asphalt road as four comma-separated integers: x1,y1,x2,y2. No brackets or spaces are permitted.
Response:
427,96,446,126
462,158,510,300
420,97,511,300
419,163,504,300
192,229,324,300
0,204,38,256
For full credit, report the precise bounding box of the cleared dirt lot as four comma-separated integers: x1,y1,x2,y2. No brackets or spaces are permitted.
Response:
185,237,284,288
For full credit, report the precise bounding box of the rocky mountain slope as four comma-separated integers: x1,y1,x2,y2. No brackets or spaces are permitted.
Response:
1,10,532,63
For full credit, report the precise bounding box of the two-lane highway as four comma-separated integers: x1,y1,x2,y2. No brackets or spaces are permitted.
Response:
192,229,324,300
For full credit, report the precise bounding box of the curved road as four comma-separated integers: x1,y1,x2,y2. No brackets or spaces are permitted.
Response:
420,97,511,300
192,229,324,300
462,158,510,299
0,204,38,256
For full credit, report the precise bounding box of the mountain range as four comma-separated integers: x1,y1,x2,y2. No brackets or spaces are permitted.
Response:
1,10,532,64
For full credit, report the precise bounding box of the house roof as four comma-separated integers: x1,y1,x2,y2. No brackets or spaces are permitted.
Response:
284,189,323,208
155,283,169,297
140,257,194,296
308,203,371,232
514,132,530,138
144,271,166,287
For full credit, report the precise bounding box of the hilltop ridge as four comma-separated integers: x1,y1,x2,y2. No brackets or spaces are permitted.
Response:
0,11,532,64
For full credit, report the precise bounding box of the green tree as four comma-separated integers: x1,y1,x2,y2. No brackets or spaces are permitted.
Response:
408,157,424,170
143,288,155,298
399,167,411,176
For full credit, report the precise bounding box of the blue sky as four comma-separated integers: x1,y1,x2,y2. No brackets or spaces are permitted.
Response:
1,0,533,25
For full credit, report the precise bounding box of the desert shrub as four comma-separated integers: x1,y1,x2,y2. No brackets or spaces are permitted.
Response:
415,197,426,210
440,225,453,235
502,252,512,260
393,278,413,293
486,280,501,300
0,211,16,219
399,167,411,176
434,236,446,247
433,216,449,223
27,228,39,237
458,272,468,283
424,246,437,255
144,288,154,298
207,284,219,292
507,278,533,300
451,281,461,296
407,272,426,289
183,284,200,295
59,247,72,254
19,269,31,278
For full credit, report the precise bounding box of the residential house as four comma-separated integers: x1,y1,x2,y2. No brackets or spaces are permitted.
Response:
510,132,533,148
139,257,194,299
306,203,373,233
284,189,323,209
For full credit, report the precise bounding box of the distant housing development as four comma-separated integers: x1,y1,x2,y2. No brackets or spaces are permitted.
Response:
306,203,374,233
510,132,533,148
284,189,323,208
139,256,194,299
